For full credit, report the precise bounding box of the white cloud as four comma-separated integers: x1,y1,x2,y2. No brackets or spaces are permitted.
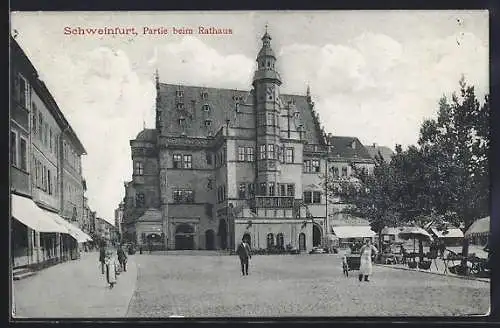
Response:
154,36,255,89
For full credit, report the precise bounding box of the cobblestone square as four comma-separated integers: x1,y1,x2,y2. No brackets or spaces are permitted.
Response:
127,253,490,317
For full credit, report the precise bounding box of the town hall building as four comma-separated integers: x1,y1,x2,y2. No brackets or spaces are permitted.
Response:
121,30,376,252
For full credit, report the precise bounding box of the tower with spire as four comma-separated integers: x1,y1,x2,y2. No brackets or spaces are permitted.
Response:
252,26,284,199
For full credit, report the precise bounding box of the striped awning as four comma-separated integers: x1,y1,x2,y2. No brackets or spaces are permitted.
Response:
48,213,93,243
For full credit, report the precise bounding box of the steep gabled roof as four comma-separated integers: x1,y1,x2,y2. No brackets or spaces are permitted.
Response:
365,144,394,163
327,136,372,160
157,83,322,144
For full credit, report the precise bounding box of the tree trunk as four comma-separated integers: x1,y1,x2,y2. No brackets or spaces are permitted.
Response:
418,239,424,262
460,237,470,275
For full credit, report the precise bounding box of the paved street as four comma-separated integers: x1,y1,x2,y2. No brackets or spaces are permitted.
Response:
13,252,489,318
13,251,137,318
127,253,489,317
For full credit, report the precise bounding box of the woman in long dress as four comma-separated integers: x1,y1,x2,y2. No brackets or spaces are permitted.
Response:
358,239,378,282
105,249,118,288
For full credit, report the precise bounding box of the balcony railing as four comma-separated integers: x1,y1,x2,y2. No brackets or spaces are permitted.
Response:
252,196,294,209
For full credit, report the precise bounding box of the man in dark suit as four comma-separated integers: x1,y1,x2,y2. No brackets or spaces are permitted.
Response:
236,237,252,276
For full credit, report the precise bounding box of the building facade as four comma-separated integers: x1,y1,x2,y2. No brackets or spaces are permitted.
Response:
10,36,91,269
122,30,376,252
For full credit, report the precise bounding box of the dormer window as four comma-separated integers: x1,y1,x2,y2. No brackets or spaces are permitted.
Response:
176,102,184,110
202,104,210,111
179,117,186,126
205,119,212,127
176,90,184,97
201,91,208,100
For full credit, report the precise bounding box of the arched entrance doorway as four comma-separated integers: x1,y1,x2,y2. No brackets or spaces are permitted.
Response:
313,224,322,247
205,230,215,250
243,233,251,245
218,219,227,249
175,224,194,250
276,233,284,249
299,233,306,251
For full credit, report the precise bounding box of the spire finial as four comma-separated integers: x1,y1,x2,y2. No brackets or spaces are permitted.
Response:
307,84,311,97
265,23,268,34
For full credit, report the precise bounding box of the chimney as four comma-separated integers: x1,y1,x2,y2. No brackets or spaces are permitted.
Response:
372,142,376,147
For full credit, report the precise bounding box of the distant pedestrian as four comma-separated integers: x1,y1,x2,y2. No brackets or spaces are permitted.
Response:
358,239,378,282
99,245,106,274
117,245,128,272
236,237,252,276
104,249,118,288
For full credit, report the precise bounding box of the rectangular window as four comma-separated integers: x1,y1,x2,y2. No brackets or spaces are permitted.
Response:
268,182,275,196
206,152,212,165
176,90,184,98
312,160,320,173
313,191,322,204
18,74,29,108
20,137,27,171
39,113,43,142
173,190,182,203
279,184,286,196
10,131,17,166
277,146,283,162
32,104,37,134
287,184,295,196
49,129,53,151
260,145,266,160
266,112,274,126
286,148,294,163
42,166,46,191
267,144,274,159
304,160,311,173
259,182,267,196
201,92,208,100
239,183,247,199
238,147,246,161
248,183,255,198
342,166,348,177
246,147,254,162
185,190,194,203
134,162,144,175
202,104,210,111
332,166,340,178
204,119,212,127
183,155,192,169
173,154,182,168
47,170,52,195
303,191,312,204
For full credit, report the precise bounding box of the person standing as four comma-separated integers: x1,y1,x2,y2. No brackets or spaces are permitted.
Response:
99,244,106,274
117,245,128,272
236,237,252,276
358,239,378,282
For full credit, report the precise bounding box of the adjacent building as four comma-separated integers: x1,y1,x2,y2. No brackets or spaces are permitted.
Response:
10,36,92,269
120,30,381,252
365,143,394,163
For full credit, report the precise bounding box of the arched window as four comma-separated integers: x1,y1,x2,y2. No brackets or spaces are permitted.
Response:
276,233,284,249
136,193,145,208
266,233,274,249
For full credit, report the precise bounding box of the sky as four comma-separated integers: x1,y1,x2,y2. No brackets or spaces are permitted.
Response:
11,11,489,224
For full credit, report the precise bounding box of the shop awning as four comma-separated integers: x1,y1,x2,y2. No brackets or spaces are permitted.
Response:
430,228,464,239
332,226,376,239
47,213,92,243
11,195,69,233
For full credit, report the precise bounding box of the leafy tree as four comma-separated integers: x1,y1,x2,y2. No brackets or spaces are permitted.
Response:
325,153,401,253
417,77,489,272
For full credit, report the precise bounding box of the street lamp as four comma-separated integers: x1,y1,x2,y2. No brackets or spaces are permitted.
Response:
325,133,332,250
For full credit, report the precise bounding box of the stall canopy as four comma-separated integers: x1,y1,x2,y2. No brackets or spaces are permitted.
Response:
430,227,464,239
465,216,490,238
332,226,376,239
11,194,69,234
47,212,93,243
